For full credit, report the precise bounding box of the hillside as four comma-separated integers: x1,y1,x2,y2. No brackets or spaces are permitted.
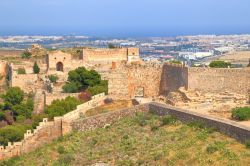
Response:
219,51,250,66
1,112,250,166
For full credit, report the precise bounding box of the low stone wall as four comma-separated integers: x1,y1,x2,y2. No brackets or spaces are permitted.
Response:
2,100,250,160
149,102,250,143
72,104,149,131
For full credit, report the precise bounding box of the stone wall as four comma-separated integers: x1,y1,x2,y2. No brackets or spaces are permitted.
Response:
108,62,163,100
72,104,149,131
188,67,250,95
47,51,73,72
149,102,250,143
45,92,81,105
82,48,139,63
0,93,106,160
159,63,188,96
10,73,39,92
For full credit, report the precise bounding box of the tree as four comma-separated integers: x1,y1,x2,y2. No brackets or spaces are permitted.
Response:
21,51,32,59
62,67,108,95
12,98,34,119
45,97,81,119
108,43,116,49
2,87,24,108
209,61,231,68
48,75,59,83
33,62,40,74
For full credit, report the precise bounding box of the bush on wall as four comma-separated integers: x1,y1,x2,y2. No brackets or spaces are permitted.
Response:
231,107,250,121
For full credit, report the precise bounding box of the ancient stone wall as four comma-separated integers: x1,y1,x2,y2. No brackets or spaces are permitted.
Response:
45,92,81,105
83,48,139,63
0,93,106,160
159,63,188,96
108,62,163,100
188,67,250,95
47,51,72,72
149,102,250,143
72,104,149,131
10,73,38,92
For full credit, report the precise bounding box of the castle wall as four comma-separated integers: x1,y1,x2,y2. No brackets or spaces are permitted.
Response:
11,74,38,92
159,63,188,95
45,92,81,105
188,67,250,95
0,93,106,160
108,63,163,100
47,51,72,72
83,48,139,63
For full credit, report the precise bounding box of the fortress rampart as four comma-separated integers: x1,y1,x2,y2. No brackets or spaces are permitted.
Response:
0,93,106,160
108,63,163,100
83,48,139,62
188,67,250,95
109,63,250,100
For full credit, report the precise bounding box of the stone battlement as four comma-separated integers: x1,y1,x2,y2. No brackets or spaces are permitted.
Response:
0,93,106,160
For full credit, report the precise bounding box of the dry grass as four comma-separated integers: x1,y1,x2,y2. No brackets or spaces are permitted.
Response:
219,51,250,65
85,100,132,117
1,112,250,166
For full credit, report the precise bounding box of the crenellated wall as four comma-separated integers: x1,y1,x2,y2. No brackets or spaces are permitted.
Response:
0,93,106,160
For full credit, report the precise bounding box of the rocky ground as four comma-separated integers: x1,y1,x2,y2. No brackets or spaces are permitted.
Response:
161,87,250,124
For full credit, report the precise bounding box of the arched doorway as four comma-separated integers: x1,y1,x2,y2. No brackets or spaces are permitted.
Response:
56,62,64,72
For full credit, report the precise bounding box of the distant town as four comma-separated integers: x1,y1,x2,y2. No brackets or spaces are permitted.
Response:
0,34,250,67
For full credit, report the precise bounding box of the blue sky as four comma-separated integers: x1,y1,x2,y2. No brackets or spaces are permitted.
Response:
0,0,250,37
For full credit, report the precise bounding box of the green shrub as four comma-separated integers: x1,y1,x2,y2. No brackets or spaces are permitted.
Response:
21,51,32,59
57,146,65,154
58,154,74,165
206,141,226,154
16,115,26,123
169,60,182,64
62,67,108,94
150,125,159,131
48,75,59,83
62,82,79,93
0,124,32,146
32,114,48,128
33,62,40,74
231,107,250,121
187,121,205,129
0,112,6,121
45,97,81,119
17,68,26,75
161,115,177,126
134,112,151,127
12,98,34,119
2,87,24,107
245,140,250,149
209,61,231,68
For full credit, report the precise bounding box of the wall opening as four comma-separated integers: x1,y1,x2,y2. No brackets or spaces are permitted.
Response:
56,62,64,72
135,87,144,97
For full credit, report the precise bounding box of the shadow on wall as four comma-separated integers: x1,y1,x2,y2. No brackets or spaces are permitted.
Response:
159,63,188,96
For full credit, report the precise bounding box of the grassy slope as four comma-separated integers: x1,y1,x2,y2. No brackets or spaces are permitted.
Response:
1,113,250,166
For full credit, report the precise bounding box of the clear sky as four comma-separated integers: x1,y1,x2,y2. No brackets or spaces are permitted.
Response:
1,0,250,37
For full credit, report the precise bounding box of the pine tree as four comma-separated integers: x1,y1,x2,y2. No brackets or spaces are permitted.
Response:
33,62,40,74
